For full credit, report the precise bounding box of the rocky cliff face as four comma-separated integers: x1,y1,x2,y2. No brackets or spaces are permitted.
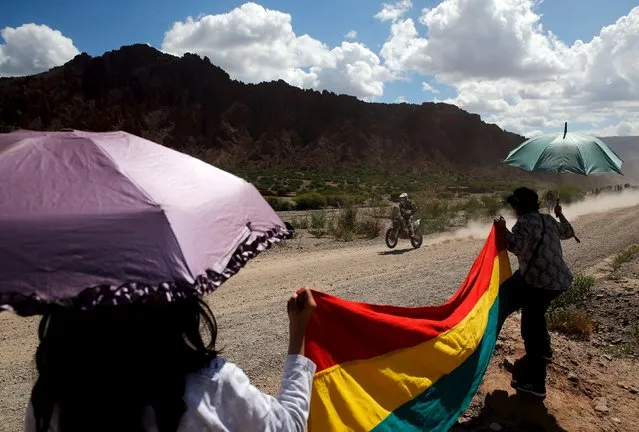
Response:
0,44,524,172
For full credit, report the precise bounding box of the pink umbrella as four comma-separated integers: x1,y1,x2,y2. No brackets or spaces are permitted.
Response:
0,130,291,316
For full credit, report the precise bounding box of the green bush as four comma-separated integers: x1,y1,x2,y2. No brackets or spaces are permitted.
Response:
309,229,326,239
414,198,452,234
293,192,327,210
629,320,639,353
290,216,309,230
338,207,358,233
371,206,390,220
437,190,455,200
357,218,382,239
310,180,325,189
547,308,594,339
418,199,450,220
265,197,296,211
331,207,359,242
324,194,360,208
465,183,493,194
612,245,639,271
481,195,504,217
310,211,328,230
276,188,292,197
463,197,484,219
549,274,595,311
308,212,328,238
421,216,449,234
547,274,596,339
288,179,304,191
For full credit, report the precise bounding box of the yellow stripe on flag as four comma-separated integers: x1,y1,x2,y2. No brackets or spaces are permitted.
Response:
308,251,510,432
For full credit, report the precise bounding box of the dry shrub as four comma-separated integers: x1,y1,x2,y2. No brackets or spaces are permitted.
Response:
309,211,328,238
330,207,358,242
547,308,594,339
549,275,594,310
612,245,639,271
357,218,382,239
290,216,309,230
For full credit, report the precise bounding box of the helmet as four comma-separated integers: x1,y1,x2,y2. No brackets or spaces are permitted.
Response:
399,193,408,201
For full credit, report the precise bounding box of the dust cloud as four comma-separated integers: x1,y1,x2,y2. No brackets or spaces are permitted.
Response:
426,190,639,245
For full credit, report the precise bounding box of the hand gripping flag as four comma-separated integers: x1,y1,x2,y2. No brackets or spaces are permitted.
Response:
304,226,512,431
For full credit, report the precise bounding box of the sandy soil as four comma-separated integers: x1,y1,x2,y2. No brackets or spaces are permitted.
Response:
456,257,639,432
1,201,638,432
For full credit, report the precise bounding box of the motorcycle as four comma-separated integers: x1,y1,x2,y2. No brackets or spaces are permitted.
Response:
385,206,423,249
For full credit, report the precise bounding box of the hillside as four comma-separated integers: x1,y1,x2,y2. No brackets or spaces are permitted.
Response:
0,44,524,174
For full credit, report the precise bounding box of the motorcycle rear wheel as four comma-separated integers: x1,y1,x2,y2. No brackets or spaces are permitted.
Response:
385,228,399,249
410,231,423,249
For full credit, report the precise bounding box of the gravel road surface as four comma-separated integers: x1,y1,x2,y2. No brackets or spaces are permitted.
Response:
1,204,638,431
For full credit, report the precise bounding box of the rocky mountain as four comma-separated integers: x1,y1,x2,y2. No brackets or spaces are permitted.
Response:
0,44,526,174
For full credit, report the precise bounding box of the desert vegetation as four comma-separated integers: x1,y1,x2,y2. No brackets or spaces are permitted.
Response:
546,275,596,339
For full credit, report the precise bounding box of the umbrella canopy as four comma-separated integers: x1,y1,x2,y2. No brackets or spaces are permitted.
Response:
504,124,623,175
0,130,291,316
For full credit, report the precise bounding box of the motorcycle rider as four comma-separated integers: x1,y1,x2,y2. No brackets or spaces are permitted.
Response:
398,193,417,236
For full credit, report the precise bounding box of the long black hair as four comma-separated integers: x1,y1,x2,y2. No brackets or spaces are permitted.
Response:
31,297,218,432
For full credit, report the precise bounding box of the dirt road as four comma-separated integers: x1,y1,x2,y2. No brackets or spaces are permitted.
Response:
1,204,638,431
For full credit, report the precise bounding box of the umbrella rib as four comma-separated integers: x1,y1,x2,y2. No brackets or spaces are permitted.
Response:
90,136,196,281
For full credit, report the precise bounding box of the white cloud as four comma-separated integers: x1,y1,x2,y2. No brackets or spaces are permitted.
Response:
162,2,392,99
523,130,544,138
421,82,439,94
378,18,427,75
345,30,358,39
577,119,639,137
382,0,567,80
0,24,79,77
396,95,408,103
378,0,639,136
374,0,413,22
310,42,393,100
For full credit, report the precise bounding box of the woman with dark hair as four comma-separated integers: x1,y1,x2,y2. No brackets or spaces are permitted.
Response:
495,187,575,399
25,288,317,432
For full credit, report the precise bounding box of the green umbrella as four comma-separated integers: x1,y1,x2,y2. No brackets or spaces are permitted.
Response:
504,123,624,175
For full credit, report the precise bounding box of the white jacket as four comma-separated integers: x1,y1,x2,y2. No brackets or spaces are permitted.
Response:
25,354,316,432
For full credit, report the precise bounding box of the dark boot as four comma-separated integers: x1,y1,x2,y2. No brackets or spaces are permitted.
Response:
509,356,547,398
509,355,547,398
511,380,547,399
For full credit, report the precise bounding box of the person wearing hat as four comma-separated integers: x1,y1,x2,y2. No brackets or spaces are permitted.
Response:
494,187,575,399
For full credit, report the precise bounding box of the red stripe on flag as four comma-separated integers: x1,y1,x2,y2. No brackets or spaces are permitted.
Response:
305,227,500,372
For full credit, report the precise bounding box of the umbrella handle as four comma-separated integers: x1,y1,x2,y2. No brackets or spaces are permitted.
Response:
555,198,580,243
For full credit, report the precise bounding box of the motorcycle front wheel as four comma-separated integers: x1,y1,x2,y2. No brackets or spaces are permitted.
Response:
410,231,423,249
385,228,399,249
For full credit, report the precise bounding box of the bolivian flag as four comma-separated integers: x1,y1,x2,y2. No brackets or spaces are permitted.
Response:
304,226,511,431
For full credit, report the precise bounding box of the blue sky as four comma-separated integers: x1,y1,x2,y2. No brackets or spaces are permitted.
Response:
2,1,635,56
1,1,638,136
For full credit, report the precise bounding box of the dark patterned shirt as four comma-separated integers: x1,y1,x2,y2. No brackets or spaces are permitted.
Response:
507,212,574,291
